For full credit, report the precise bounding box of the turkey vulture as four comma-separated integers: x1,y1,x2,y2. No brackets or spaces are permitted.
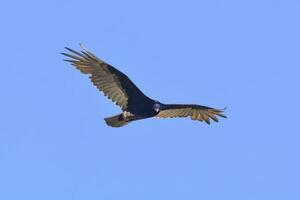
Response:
62,45,226,127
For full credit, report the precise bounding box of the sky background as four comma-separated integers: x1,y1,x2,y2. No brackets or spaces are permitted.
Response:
0,0,299,199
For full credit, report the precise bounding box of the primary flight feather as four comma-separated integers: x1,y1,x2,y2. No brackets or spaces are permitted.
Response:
62,45,226,127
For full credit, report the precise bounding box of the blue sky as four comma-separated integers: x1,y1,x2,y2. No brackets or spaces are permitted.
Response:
0,0,299,199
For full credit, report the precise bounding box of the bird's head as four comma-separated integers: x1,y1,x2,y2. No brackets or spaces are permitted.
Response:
153,102,162,113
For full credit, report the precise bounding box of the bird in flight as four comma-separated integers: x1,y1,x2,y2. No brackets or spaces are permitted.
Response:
62,45,226,127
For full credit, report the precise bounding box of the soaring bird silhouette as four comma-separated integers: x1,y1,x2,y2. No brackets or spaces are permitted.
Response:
62,45,226,127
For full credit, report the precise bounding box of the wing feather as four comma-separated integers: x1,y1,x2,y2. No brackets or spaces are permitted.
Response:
62,46,147,110
156,104,226,124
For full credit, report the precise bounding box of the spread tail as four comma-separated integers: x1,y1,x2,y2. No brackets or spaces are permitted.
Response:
104,114,129,128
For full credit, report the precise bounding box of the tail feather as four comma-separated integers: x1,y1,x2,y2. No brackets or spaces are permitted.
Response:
104,114,129,128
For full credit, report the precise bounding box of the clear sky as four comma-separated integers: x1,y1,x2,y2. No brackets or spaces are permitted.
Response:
0,0,299,199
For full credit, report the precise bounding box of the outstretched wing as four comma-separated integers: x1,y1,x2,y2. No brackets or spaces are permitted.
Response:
156,104,226,124
62,46,147,110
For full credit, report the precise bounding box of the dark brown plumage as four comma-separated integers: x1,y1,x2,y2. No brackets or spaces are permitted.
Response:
62,45,226,127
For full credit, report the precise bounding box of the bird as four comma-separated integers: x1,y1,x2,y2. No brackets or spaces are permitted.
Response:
62,45,226,127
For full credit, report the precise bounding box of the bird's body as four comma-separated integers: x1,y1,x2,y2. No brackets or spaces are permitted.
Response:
62,45,226,127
